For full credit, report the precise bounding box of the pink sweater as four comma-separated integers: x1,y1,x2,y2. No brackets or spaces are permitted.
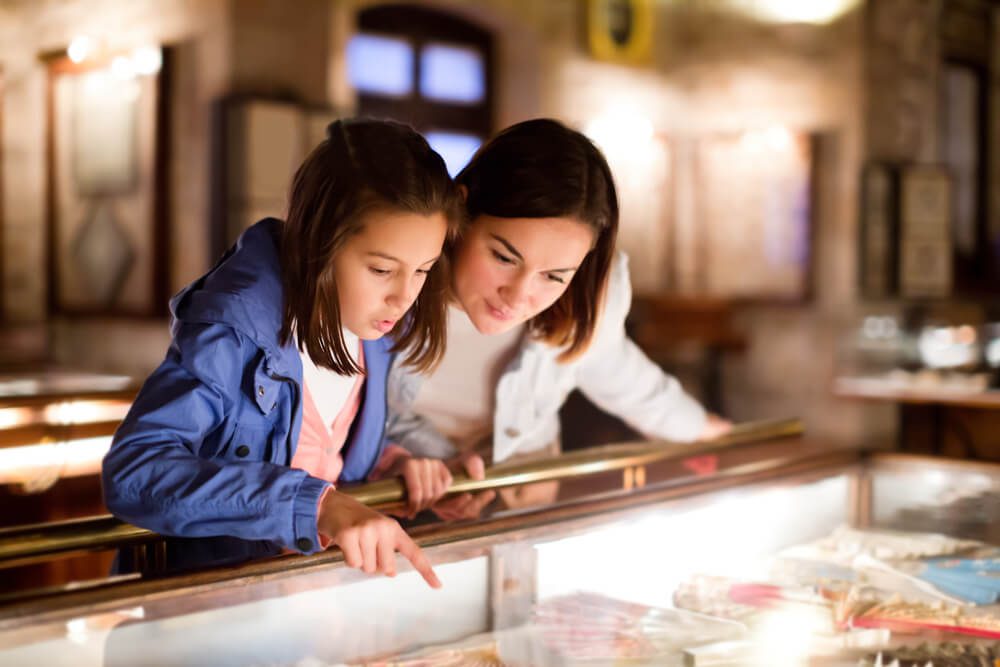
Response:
291,346,410,546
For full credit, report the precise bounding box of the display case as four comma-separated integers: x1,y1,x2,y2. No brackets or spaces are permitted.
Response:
0,439,998,666
0,372,137,592
0,371,135,486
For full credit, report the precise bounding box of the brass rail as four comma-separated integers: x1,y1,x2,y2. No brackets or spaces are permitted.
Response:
0,418,801,569
344,417,802,504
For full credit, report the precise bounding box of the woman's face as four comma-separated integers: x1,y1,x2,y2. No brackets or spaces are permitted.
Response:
451,215,595,335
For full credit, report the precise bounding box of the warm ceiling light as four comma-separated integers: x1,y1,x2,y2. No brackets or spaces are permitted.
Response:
741,0,859,24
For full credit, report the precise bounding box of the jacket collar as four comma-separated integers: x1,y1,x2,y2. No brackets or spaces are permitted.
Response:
169,218,298,375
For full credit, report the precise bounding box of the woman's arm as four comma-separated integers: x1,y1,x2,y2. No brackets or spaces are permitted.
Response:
385,373,459,459
102,323,330,553
575,253,710,442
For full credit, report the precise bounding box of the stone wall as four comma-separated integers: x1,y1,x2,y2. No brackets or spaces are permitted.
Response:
0,0,335,375
0,0,917,445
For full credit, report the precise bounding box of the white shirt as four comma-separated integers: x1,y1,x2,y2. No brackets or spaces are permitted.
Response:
299,328,361,428
409,305,523,453
388,252,708,463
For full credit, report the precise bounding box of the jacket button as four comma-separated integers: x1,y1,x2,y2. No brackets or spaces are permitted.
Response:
296,537,313,552
257,386,265,397
504,427,520,438
235,445,251,457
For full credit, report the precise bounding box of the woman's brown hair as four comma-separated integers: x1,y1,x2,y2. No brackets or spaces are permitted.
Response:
279,119,461,375
456,118,619,361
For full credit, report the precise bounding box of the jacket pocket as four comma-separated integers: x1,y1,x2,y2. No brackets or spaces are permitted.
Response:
223,422,273,462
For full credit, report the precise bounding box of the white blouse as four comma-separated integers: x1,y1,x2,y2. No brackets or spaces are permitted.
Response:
409,305,523,454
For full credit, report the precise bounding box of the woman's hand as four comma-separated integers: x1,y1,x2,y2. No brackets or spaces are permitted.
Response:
387,456,453,518
431,452,496,521
318,489,441,588
699,413,733,440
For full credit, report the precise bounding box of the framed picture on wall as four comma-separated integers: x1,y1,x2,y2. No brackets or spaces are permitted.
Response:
45,47,170,317
898,165,952,298
586,0,654,65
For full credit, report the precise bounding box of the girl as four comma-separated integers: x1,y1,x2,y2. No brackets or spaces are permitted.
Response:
102,119,462,586
386,119,731,519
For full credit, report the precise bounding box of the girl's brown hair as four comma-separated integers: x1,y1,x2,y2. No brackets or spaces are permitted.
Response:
456,118,619,361
279,119,461,375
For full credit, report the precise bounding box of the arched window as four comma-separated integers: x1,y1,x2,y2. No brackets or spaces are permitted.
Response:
347,4,493,175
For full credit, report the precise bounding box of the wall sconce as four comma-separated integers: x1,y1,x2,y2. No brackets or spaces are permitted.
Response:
67,35,95,64
65,35,162,76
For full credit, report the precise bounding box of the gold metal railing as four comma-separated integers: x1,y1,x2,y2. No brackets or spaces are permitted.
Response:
0,418,801,569
346,418,802,504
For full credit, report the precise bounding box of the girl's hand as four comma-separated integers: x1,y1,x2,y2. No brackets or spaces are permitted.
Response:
699,413,733,440
387,456,453,518
431,452,496,521
318,490,441,588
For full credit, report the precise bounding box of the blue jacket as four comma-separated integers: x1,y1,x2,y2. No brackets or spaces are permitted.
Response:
102,219,391,555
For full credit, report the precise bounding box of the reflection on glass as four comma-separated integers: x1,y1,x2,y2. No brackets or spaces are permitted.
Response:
987,338,1000,368
917,325,979,369
424,131,482,177
347,33,413,96
0,436,110,486
535,476,849,606
419,42,485,104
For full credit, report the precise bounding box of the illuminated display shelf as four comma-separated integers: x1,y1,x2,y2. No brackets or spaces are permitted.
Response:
0,441,996,667
0,373,137,487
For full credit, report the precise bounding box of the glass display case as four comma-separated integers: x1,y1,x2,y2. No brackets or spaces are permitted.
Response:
0,371,138,592
0,441,998,666
0,371,135,487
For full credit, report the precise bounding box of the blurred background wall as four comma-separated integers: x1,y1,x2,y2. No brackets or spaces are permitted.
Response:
1,0,998,454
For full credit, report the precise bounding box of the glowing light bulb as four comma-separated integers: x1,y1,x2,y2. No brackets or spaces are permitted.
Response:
132,46,162,75
67,35,94,63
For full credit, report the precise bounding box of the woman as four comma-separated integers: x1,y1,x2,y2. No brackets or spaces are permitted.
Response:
387,118,731,517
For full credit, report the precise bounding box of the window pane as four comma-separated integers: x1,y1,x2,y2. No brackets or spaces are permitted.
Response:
425,131,482,177
347,33,413,96
419,42,485,104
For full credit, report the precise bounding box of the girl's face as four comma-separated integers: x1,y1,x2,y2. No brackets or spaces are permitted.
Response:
332,209,448,340
452,215,595,335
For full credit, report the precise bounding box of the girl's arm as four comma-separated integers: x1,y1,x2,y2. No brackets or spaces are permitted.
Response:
102,323,330,554
575,253,710,443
